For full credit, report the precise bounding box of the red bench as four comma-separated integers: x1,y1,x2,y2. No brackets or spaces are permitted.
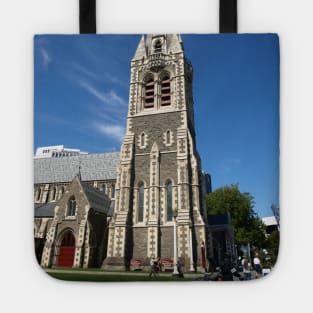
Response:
160,258,174,271
130,258,143,271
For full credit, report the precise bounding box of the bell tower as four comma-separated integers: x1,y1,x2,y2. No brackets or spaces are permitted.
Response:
103,34,207,271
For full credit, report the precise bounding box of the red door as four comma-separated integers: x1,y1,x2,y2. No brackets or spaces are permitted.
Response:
58,231,75,267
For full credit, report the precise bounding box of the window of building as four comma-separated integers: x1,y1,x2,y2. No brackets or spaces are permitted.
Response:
144,79,154,108
36,188,41,201
166,130,171,145
161,76,171,106
59,186,65,199
138,183,144,223
166,180,173,222
141,133,145,147
67,196,76,216
99,183,106,193
111,184,115,198
154,40,162,53
46,190,50,203
52,187,57,200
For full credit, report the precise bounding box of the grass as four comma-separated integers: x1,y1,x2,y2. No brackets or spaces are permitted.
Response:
48,272,194,282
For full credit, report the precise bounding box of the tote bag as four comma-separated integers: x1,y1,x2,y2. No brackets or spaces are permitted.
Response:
34,0,280,282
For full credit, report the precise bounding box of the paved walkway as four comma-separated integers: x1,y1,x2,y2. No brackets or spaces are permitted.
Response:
46,268,205,279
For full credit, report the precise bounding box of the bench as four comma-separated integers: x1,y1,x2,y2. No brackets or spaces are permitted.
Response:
130,258,143,271
160,258,174,271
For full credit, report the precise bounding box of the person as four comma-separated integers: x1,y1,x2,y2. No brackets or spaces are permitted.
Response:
155,257,161,274
253,252,263,278
220,254,241,281
241,255,251,280
149,256,157,278
177,259,184,278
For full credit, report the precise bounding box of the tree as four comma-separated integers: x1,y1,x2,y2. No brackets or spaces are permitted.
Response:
264,230,280,266
206,184,266,249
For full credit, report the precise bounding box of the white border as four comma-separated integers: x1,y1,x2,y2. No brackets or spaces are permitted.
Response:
1,0,312,312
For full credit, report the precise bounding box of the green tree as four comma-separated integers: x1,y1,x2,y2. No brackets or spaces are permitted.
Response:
206,184,266,248
265,230,280,266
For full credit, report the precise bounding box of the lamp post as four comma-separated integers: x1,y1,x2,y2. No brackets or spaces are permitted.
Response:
172,210,179,276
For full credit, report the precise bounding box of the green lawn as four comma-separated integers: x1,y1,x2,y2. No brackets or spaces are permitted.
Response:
48,272,194,282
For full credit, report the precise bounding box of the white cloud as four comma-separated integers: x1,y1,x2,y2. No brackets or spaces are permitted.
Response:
40,48,51,68
94,123,125,142
79,80,127,107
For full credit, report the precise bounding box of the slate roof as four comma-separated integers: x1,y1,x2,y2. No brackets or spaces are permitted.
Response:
34,152,120,184
34,202,56,217
80,181,111,214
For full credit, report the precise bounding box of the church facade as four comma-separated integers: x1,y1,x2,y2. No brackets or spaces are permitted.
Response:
34,34,211,271
103,34,208,271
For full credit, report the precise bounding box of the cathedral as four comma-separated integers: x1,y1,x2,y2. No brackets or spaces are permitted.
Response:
34,34,216,271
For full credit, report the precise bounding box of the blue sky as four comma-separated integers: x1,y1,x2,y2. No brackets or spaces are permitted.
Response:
34,34,279,218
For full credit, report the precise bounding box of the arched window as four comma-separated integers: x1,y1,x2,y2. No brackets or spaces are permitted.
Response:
52,187,57,200
67,196,76,216
161,76,171,106
59,186,65,199
138,183,144,223
144,79,154,108
111,184,115,198
166,130,171,145
166,180,173,222
45,190,50,203
154,40,162,53
141,133,145,147
36,188,41,201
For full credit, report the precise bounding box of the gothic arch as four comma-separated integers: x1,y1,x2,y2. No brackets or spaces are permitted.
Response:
143,74,155,109
67,196,77,216
52,186,57,201
160,73,171,106
165,179,174,222
136,181,145,223
56,229,76,268
36,187,42,202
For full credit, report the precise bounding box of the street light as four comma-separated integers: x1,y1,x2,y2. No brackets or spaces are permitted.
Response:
172,209,179,276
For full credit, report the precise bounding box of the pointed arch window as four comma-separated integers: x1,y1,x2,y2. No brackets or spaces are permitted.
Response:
144,79,154,108
141,133,145,147
161,76,171,106
154,40,162,53
36,188,42,201
46,190,50,203
166,130,171,145
138,183,144,223
67,196,76,216
111,184,115,198
166,180,173,222
52,187,57,200
59,186,65,199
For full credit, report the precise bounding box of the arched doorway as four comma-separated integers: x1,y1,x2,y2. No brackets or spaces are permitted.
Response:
57,231,75,267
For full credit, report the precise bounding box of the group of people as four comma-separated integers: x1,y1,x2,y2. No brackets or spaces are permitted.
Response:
148,256,184,278
149,256,161,277
215,251,263,281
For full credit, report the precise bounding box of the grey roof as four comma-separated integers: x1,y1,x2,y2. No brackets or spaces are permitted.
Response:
34,152,120,184
34,202,56,217
81,181,111,214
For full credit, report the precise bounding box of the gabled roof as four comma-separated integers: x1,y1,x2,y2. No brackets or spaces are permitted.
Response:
34,202,56,217
80,181,111,214
34,152,120,184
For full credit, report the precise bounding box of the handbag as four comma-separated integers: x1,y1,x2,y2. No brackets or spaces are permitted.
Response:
34,0,280,282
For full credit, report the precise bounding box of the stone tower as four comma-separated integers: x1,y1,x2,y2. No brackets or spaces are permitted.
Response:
104,34,208,271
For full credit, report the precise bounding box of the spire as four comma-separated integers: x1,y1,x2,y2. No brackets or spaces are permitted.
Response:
133,35,147,60
145,34,184,56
